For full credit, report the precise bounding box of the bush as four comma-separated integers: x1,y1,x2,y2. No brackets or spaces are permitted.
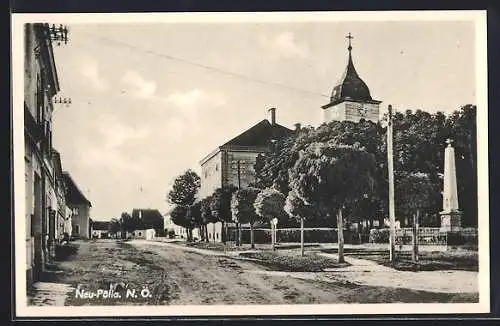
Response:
167,230,176,239
369,228,390,243
231,228,357,244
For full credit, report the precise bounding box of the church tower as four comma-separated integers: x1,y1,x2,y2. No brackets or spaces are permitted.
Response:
322,33,382,123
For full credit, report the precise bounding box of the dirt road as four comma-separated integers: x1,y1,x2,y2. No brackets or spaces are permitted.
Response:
46,240,477,306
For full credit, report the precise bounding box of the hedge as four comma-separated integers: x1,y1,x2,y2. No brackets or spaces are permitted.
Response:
226,228,359,244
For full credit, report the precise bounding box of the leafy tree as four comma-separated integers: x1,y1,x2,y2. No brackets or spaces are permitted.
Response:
167,170,201,206
395,172,440,227
289,141,378,263
231,187,261,248
210,186,238,243
200,196,216,242
167,170,201,242
284,189,316,256
449,105,477,227
120,212,143,236
108,218,121,238
254,187,287,250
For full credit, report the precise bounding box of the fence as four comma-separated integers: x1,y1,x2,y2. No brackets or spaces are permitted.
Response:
225,227,359,245
370,227,478,246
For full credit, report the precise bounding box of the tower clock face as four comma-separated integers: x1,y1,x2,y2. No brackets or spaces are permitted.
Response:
352,103,368,117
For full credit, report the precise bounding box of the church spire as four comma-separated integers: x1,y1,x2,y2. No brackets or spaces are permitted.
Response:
346,32,353,52
344,32,359,78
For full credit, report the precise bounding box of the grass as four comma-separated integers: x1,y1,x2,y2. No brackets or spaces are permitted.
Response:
183,241,320,252
349,250,478,272
239,250,349,272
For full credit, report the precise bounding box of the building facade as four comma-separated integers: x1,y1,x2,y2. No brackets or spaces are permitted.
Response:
24,23,62,287
321,35,382,124
199,108,294,242
62,172,92,239
90,221,110,239
51,149,69,241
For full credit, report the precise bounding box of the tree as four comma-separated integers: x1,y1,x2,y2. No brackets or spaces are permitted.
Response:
284,189,316,256
395,172,438,262
200,196,215,242
231,187,261,248
167,170,201,242
170,205,190,240
167,170,201,207
254,187,287,250
120,212,143,237
289,141,378,263
108,218,121,238
395,172,440,227
210,186,238,244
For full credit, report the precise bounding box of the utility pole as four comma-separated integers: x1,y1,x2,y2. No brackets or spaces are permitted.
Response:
231,159,244,246
387,105,397,262
236,160,242,247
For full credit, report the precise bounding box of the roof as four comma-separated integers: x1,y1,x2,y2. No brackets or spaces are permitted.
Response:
91,220,110,230
51,149,63,177
324,43,380,108
222,119,293,148
132,209,164,228
62,172,92,207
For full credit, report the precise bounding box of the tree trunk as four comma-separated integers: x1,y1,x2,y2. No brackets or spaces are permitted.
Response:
235,222,240,246
300,218,305,257
238,222,242,247
212,223,216,243
205,225,209,242
250,223,255,249
412,209,419,263
221,221,225,244
337,208,345,263
271,223,275,251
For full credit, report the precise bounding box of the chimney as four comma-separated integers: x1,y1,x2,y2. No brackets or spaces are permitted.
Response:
294,123,301,131
268,107,276,125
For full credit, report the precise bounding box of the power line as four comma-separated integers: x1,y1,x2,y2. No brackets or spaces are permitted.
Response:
78,31,330,99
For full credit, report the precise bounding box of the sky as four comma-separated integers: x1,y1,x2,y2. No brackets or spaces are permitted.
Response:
49,17,477,221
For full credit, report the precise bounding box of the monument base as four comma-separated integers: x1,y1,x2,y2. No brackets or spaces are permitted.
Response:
440,210,462,232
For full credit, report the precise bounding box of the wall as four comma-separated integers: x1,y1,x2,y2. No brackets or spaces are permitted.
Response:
200,150,222,198
324,101,380,124
206,222,223,242
70,204,90,239
344,101,379,123
133,229,156,240
24,23,58,286
225,149,262,189
323,102,347,123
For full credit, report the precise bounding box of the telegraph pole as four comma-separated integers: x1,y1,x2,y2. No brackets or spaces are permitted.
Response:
387,105,397,262
236,160,242,246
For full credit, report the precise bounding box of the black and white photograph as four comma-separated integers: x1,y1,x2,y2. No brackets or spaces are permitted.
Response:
12,11,489,317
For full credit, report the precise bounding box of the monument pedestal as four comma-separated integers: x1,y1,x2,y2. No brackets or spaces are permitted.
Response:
440,210,462,232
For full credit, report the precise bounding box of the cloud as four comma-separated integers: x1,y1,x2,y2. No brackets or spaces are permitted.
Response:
80,59,110,91
96,113,150,149
121,70,158,99
258,31,310,59
165,89,226,119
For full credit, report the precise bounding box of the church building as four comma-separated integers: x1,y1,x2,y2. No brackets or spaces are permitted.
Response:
322,33,382,124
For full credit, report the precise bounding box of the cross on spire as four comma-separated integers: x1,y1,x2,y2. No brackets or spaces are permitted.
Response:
346,32,354,51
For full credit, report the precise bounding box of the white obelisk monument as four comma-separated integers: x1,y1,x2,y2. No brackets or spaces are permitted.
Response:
440,139,462,231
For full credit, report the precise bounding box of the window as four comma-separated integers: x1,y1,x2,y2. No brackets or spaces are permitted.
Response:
216,233,219,240
215,164,218,171
138,232,142,236
72,207,79,215
74,224,80,234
